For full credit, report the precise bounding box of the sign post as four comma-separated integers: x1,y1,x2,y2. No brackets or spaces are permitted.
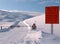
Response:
45,6,59,35
51,24,53,35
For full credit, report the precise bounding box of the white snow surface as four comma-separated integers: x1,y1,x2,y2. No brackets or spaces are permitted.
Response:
0,11,60,44
24,11,60,37
0,22,28,44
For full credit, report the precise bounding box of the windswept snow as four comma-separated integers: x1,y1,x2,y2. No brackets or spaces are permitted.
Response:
0,10,60,44
0,21,28,44
23,21,42,44
24,11,60,37
23,11,60,44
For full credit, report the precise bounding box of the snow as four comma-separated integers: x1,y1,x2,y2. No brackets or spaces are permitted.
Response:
0,10,33,22
24,30,42,44
0,10,60,44
23,11,60,44
26,30,42,39
0,22,28,44
0,22,14,29
23,21,42,44
24,11,60,37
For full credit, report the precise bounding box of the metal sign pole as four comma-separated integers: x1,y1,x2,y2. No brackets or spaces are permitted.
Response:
51,24,53,35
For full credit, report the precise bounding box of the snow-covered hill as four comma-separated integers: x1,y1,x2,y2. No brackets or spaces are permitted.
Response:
0,10,60,44
23,11,60,44
0,10,33,22
24,11,60,37
0,10,42,44
0,10,42,22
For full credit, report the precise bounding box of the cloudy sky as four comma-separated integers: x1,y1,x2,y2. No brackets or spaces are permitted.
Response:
0,0,60,13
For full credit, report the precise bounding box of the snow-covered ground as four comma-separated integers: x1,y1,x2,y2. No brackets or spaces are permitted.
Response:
0,21,42,44
0,21,28,44
0,10,60,44
0,22,14,29
24,11,60,37
23,11,60,44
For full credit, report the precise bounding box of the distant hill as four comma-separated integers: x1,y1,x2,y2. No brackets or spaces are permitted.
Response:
0,10,33,22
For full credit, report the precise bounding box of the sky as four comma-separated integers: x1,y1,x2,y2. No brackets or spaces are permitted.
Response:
0,0,60,13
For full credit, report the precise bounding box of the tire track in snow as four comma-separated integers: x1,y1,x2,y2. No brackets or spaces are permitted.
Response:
23,21,31,31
